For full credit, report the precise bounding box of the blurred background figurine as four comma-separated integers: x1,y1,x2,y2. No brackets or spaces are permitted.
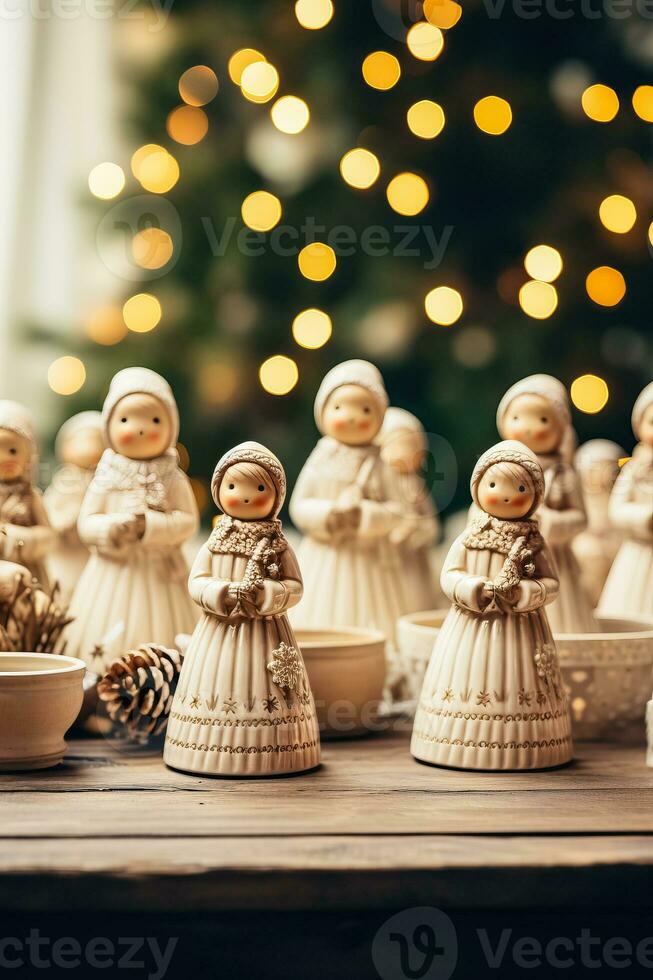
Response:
45,411,104,603
573,439,625,608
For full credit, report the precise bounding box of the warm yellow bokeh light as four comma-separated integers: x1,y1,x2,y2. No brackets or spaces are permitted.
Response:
571,374,609,414
292,308,333,349
586,266,626,306
85,306,127,346
241,61,280,103
474,96,513,135
259,355,299,395
362,51,401,91
166,105,209,145
132,228,174,270
241,191,283,232
88,162,125,200
407,100,446,139
48,357,86,396
271,96,310,134
581,84,619,123
423,0,462,29
179,65,218,106
524,245,563,283
131,144,162,180
228,49,266,86
386,173,430,216
633,85,653,122
649,221,653,247
138,149,179,194
599,194,637,234
406,22,444,62
340,148,381,189
425,286,463,326
295,0,334,29
298,243,337,281
122,293,162,333
519,280,559,319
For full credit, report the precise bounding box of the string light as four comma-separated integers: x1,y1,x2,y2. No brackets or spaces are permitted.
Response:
340,148,381,189
240,61,280,103
599,194,637,234
298,243,337,281
228,49,266,86
241,191,283,232
292,308,332,348
406,22,444,62
407,100,445,139
362,52,401,91
423,0,462,28
425,286,463,326
122,293,162,333
581,84,619,122
386,173,430,216
48,357,86,396
524,245,563,282
649,221,653,247
571,374,609,414
474,96,513,135
519,280,558,319
167,106,209,145
295,0,334,29
179,65,218,106
131,145,179,193
198,362,239,406
88,162,125,200
85,306,127,346
271,96,310,134
586,266,626,306
132,228,174,270
633,85,653,122
259,355,299,395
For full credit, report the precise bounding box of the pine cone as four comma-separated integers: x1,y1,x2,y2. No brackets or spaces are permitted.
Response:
97,643,183,744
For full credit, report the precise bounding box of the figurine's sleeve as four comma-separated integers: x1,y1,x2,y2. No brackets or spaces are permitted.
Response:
513,545,559,613
403,487,440,550
440,534,490,612
44,481,83,534
538,467,587,545
2,492,55,563
608,463,652,538
187,544,232,615
289,452,335,535
142,471,200,547
76,481,121,549
257,545,303,616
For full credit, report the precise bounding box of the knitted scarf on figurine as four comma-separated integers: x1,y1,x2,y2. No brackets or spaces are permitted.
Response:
208,516,288,592
93,448,179,512
464,516,544,597
0,479,36,527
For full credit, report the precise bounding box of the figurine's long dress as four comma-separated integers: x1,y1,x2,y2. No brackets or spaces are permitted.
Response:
65,465,199,670
411,536,573,770
599,455,653,619
164,543,320,777
289,439,406,644
0,484,53,591
390,469,441,613
44,465,94,602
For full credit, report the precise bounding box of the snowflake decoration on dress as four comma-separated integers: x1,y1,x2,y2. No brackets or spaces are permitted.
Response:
534,644,557,681
267,642,303,693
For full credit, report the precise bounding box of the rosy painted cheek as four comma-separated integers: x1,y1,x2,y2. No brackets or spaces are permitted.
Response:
358,420,371,431
534,428,551,440
333,419,349,430
148,431,161,442
119,433,134,445
484,495,499,506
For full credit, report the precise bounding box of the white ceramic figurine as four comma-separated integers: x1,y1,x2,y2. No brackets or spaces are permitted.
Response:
573,439,625,608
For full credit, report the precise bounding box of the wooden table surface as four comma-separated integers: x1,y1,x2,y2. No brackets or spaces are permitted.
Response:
1,728,653,913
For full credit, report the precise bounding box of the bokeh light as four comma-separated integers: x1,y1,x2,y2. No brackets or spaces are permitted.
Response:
228,49,266,86
198,361,239,406
386,173,430,216
259,355,299,395
406,22,444,61
271,96,310,134
241,61,280,103
407,100,446,139
519,280,558,319
571,374,609,414
423,0,462,28
48,357,86,396
132,228,174,270
474,96,513,135
524,245,563,282
88,162,125,200
295,0,334,29
179,65,219,106
362,51,401,91
85,306,127,346
425,286,463,326
632,85,653,122
292,308,333,349
581,84,619,122
166,105,209,145
586,266,626,306
298,243,337,281
122,293,162,333
131,145,179,193
241,191,283,232
599,194,637,234
452,326,496,368
649,221,653,248
340,148,381,189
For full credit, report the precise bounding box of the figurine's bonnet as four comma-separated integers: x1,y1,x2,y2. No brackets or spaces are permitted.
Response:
0,400,37,454
378,407,428,452
313,360,389,434
632,382,653,440
102,368,180,449
496,374,571,434
55,411,104,459
470,440,545,520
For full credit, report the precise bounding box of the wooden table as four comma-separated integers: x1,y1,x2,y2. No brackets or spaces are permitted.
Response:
1,730,653,979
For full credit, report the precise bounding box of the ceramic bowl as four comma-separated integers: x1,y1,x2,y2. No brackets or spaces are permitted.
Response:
555,617,653,741
296,628,386,738
0,653,85,770
395,609,450,701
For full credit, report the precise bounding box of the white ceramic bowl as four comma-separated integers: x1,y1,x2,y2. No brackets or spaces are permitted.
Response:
296,628,386,738
396,609,450,701
0,653,85,770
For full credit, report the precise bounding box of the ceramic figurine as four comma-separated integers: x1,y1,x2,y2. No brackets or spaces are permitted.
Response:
598,383,653,620
647,695,653,768
411,440,573,771
573,440,625,608
44,412,104,603
64,368,200,671
164,442,321,777
378,407,441,613
0,401,54,591
289,360,406,647
496,374,597,633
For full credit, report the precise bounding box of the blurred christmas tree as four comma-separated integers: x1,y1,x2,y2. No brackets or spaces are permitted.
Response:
44,0,653,518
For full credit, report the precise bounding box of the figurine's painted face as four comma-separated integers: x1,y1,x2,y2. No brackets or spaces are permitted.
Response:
638,404,653,448
61,428,105,470
0,429,31,481
218,463,276,520
108,393,171,460
381,431,425,474
322,385,383,446
501,394,563,455
477,463,535,520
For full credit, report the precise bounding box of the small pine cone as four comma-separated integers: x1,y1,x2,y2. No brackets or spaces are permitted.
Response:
97,643,184,745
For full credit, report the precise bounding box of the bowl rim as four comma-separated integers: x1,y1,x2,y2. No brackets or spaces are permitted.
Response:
0,653,86,678
555,615,653,642
397,609,450,632
295,626,386,650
